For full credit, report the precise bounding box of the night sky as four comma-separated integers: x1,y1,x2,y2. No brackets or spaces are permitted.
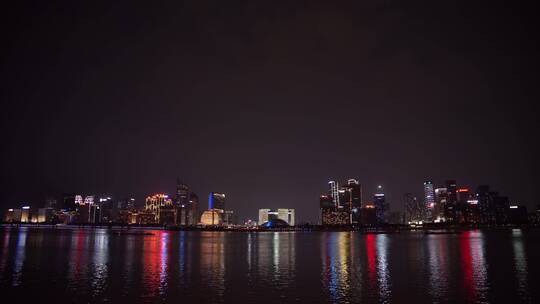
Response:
1,1,538,223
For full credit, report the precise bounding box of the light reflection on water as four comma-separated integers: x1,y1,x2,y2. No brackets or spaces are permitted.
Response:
0,228,538,303
512,229,530,302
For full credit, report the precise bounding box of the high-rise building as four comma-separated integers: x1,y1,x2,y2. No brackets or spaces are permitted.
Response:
175,181,198,226
208,192,226,210
145,194,174,224
328,181,339,207
434,187,448,222
176,179,190,207
404,193,423,224
343,179,362,224
374,185,387,224
423,181,435,221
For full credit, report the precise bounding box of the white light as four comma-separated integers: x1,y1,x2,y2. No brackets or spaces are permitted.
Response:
8,208,13,212
22,206,30,210
510,206,518,209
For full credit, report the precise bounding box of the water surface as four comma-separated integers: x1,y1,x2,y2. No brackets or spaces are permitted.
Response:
0,227,538,303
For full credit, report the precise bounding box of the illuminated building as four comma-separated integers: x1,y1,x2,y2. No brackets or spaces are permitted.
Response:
37,208,55,223
328,181,340,206
259,209,270,224
208,192,226,210
175,180,198,226
145,194,174,224
361,204,377,226
222,210,235,225
343,179,362,224
200,209,222,225
434,187,448,222
20,206,31,223
259,209,295,226
374,185,387,224
423,181,435,221
404,193,423,224
4,209,22,222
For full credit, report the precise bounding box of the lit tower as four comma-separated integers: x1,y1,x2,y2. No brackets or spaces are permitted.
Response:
374,185,387,224
423,181,435,221
328,180,340,207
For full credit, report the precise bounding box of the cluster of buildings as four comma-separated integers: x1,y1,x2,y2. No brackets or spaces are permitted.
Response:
3,180,236,227
318,178,537,227
408,180,531,226
3,177,538,228
319,179,386,226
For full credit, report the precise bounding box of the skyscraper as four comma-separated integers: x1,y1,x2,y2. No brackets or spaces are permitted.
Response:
374,185,387,224
423,181,435,221
208,192,226,210
343,179,362,224
328,181,339,207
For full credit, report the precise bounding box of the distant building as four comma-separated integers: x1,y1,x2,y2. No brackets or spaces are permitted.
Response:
145,194,174,224
361,204,377,226
200,209,222,225
404,193,423,224
37,208,55,223
508,205,528,225
423,181,435,221
208,192,226,210
258,208,295,226
328,181,340,206
434,187,448,222
374,185,387,224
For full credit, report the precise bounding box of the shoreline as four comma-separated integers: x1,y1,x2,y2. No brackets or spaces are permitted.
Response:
1,222,536,233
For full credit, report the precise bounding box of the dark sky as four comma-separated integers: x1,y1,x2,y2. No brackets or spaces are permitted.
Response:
1,1,539,223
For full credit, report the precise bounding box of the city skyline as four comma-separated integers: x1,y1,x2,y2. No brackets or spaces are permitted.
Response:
2,1,539,224
2,177,530,225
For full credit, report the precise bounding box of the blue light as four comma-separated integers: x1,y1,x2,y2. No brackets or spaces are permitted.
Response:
208,193,213,210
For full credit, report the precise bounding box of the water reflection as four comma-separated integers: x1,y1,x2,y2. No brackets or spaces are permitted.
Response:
142,231,169,298
376,235,391,301
200,232,225,298
0,229,12,276
90,231,109,296
459,231,488,303
321,232,354,303
426,235,449,302
12,228,27,286
512,229,529,301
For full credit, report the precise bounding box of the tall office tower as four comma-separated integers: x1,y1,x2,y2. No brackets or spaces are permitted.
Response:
176,179,190,207
374,185,387,224
476,185,494,224
188,192,199,225
328,181,340,207
444,180,458,222
343,179,362,223
175,180,191,226
434,187,448,222
455,187,471,223
404,193,423,224
445,180,457,204
208,192,226,210
423,181,435,221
